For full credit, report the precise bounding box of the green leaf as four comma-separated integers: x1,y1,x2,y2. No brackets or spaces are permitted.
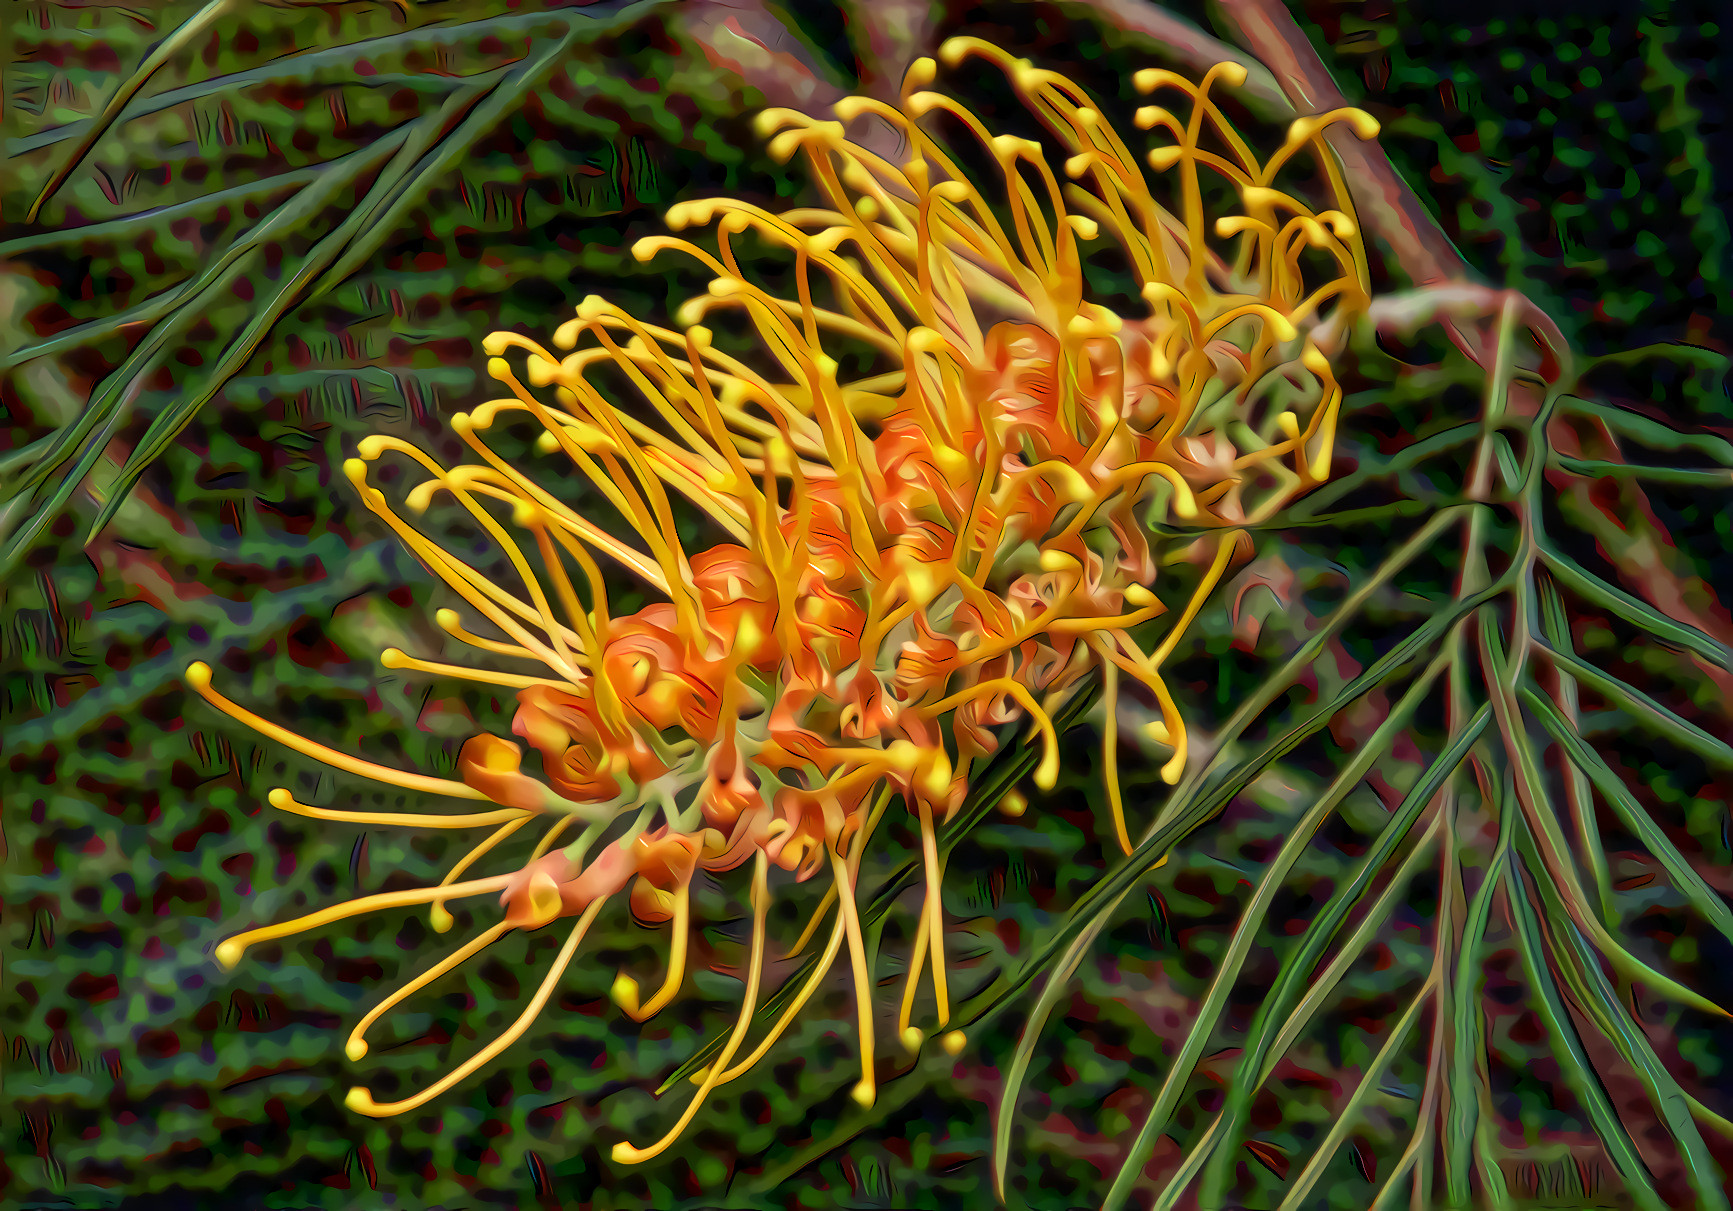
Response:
1189,701,1492,1206
1275,975,1434,1211
1551,454,1733,487
1513,817,1731,1211
1537,577,1614,921
1444,772,1512,1210
1523,686,1733,951
1543,644,1733,770
1099,644,1453,1211
1503,853,1667,1211
25,0,243,223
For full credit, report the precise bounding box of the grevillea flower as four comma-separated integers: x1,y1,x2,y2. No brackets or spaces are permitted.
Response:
190,40,1374,1162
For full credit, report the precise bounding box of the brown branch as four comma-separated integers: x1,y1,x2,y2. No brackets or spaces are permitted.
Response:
679,0,908,160
1060,0,1295,121
839,0,939,100
1213,0,1470,290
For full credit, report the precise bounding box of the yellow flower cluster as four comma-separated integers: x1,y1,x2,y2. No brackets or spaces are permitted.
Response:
190,40,1375,1159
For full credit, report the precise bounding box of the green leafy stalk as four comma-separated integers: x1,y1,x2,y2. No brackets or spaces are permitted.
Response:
1502,851,1667,1211
1187,702,1492,1206
1098,644,1454,1211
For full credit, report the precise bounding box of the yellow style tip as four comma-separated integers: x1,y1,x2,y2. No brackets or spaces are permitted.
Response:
380,648,407,669
900,1027,924,1054
999,789,1027,818
1033,757,1058,792
344,1087,381,1115
850,1079,877,1109
185,661,212,690
267,788,292,810
1345,109,1381,140
941,1030,966,1057
430,905,454,933
610,1142,639,1164
345,1037,369,1062
611,973,642,1016
214,939,244,970
937,36,977,68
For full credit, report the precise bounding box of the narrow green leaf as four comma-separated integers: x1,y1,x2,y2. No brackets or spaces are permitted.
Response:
1190,702,1491,1205
1276,976,1435,1211
1579,343,1732,373
1523,686,1733,950
1537,578,1614,921
1484,621,1727,1018
991,915,1111,1199
1098,647,1453,1211
1153,507,1472,836
1537,543,1733,672
1543,644,1733,770
77,67,510,545
1287,422,1480,519
2,120,411,517
1558,396,1733,468
1444,773,1513,1211
958,580,1505,1052
1503,854,1667,1211
1171,811,1452,1211
1551,455,1733,488
1514,821,1731,1211
25,0,241,223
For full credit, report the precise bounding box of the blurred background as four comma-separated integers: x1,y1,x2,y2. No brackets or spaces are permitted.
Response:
3,1,1728,1207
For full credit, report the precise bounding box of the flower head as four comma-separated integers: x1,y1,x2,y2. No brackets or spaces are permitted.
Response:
190,40,1374,1160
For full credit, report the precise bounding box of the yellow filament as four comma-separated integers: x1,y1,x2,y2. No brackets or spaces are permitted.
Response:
1101,634,1187,786
696,786,890,1087
344,921,513,1060
432,815,535,933
529,815,577,861
365,432,586,677
1148,532,1239,669
917,801,950,1027
452,418,670,591
786,882,837,959
186,663,487,801
898,908,931,1047
1099,646,1132,854
613,882,690,1021
266,788,527,832
613,854,770,1163
216,873,515,970
923,678,1060,790
345,895,609,1117
435,608,548,661
347,466,586,679
830,847,878,1108
705,913,845,1086
380,647,577,692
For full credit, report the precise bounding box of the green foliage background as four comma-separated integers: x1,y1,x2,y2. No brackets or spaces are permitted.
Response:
3,1,1729,1208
